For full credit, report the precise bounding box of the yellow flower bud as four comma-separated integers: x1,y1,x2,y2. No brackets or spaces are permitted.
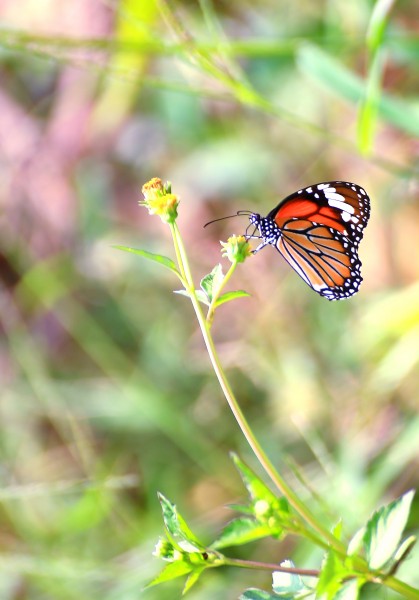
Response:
140,178,179,223
220,235,252,264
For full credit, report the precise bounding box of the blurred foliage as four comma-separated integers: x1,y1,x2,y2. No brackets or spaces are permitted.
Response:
0,0,418,598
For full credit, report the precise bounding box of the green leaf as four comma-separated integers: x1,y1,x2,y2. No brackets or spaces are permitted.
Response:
316,551,347,599
158,493,205,552
347,527,365,556
364,490,414,570
214,290,250,307
114,245,180,276
393,535,416,569
332,520,343,540
200,264,224,302
272,561,312,597
174,289,210,306
210,517,273,549
227,503,254,515
367,0,393,51
333,579,361,600
182,569,204,595
357,48,384,154
145,561,194,589
231,454,283,507
298,45,419,137
240,589,278,600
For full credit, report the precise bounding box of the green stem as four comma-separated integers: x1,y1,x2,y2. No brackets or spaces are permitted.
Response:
169,221,344,554
206,260,237,326
378,576,419,600
167,219,419,599
170,221,188,283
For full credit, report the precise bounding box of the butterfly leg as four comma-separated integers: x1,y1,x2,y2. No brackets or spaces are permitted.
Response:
251,239,270,254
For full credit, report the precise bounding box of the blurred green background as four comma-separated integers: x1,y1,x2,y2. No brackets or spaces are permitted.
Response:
0,0,419,598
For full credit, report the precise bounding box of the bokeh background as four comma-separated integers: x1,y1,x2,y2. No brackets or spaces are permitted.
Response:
0,0,419,598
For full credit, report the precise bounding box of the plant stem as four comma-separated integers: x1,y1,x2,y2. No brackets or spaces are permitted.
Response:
224,557,319,578
206,260,237,326
167,219,419,600
169,222,344,554
380,576,419,600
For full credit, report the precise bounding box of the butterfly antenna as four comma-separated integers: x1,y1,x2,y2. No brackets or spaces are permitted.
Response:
204,210,254,228
204,213,238,227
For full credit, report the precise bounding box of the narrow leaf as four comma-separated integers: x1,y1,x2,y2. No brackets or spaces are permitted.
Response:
174,289,210,306
357,49,385,154
298,45,419,137
158,493,204,552
393,535,416,566
385,535,417,576
364,490,414,569
114,245,180,275
211,517,273,549
215,290,250,307
145,561,194,589
182,569,204,595
200,264,224,302
231,454,290,518
367,0,395,51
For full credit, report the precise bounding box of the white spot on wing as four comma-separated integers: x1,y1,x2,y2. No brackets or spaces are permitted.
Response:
325,192,345,202
328,199,355,214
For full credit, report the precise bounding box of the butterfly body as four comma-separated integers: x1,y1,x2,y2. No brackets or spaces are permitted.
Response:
246,181,371,301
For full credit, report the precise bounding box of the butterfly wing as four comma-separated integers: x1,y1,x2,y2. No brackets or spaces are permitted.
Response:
269,181,371,300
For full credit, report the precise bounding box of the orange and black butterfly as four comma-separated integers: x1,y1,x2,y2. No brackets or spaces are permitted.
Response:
208,181,371,300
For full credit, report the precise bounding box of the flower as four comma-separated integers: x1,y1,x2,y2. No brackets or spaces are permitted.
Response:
153,538,176,561
140,178,179,224
220,235,252,264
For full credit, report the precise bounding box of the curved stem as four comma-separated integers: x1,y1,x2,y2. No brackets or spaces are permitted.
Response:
169,222,344,554
168,220,419,599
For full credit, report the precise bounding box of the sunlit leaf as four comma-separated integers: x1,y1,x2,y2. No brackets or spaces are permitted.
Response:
200,264,224,302
347,527,365,556
211,517,273,549
393,535,416,567
214,290,250,307
272,561,312,597
174,289,210,305
182,569,204,595
145,561,194,589
364,490,414,569
114,245,180,276
231,454,290,517
316,551,347,599
158,493,205,552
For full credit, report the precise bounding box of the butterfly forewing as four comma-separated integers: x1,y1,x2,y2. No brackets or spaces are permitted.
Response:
255,181,371,300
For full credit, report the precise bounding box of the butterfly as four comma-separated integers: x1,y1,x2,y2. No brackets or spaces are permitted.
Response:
243,181,371,301
206,181,371,301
